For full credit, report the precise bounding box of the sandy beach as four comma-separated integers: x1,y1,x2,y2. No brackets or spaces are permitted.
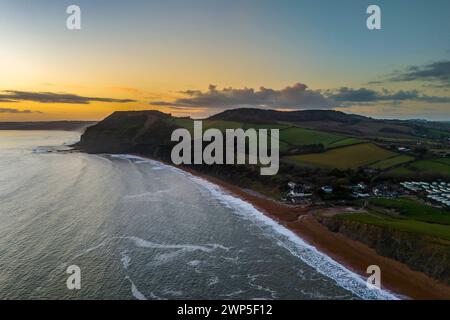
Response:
135,155,450,300
201,173,450,300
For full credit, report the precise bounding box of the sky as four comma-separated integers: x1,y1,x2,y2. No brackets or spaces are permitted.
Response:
0,0,449,121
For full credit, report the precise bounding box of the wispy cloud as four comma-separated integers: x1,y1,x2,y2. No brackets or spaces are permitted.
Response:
388,61,450,87
0,108,43,114
150,83,334,110
0,90,136,104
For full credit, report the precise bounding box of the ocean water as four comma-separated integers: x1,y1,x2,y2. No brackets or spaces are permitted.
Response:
0,131,397,300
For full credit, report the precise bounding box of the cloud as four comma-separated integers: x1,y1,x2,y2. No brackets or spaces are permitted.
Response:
389,60,450,87
151,83,450,111
0,108,43,114
150,83,335,110
326,87,450,105
0,90,136,104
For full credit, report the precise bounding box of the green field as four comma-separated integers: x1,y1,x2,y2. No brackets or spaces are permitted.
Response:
279,127,341,146
242,123,290,130
170,118,195,131
171,119,245,132
337,212,450,241
285,143,396,170
388,158,450,177
339,197,450,242
428,128,450,139
171,118,289,132
370,198,450,225
326,137,364,149
369,155,414,170
431,158,450,166
204,120,247,131
410,159,450,175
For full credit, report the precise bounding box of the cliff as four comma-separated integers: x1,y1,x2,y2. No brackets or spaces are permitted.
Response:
318,215,450,285
76,110,178,161
76,109,289,196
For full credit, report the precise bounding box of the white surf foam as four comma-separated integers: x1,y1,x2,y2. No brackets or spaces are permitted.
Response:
122,189,172,201
124,236,230,253
125,276,147,300
121,251,131,270
110,155,400,300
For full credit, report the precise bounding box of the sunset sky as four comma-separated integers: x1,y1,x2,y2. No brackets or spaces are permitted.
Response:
1,0,449,121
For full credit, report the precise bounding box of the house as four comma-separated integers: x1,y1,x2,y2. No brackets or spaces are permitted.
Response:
288,190,312,198
352,192,370,198
357,182,367,190
288,182,297,190
321,186,333,194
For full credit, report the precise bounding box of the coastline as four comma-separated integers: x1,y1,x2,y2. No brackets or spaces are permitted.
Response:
134,154,450,300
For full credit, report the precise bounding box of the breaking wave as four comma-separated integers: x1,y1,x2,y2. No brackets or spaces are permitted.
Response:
111,154,399,300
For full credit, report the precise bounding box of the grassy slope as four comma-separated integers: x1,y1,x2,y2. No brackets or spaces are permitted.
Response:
336,198,450,242
435,158,450,166
338,212,450,241
388,158,450,177
326,137,364,149
370,198,450,225
369,155,414,170
170,118,359,152
279,127,341,146
169,117,446,174
285,143,396,170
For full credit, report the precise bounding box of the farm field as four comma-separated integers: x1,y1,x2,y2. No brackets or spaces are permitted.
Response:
279,127,341,146
336,212,450,241
370,198,450,225
387,158,450,177
171,118,245,132
169,118,363,152
369,155,414,170
171,118,289,132
285,143,396,170
326,137,364,149
433,158,450,166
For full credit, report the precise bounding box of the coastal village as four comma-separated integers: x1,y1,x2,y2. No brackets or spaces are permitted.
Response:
283,180,450,209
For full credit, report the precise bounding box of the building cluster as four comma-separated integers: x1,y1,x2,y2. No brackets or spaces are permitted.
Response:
283,180,450,207
400,181,450,207
283,182,314,204
283,181,400,204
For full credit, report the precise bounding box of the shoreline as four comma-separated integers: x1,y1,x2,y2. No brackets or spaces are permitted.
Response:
133,154,450,300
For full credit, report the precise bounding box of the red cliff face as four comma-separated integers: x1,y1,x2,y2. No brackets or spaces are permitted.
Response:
318,215,450,285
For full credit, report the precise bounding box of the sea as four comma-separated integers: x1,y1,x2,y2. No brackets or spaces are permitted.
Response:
0,130,397,300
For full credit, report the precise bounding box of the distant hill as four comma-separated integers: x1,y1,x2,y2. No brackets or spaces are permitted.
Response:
208,108,448,139
0,121,96,132
77,109,449,155
208,108,368,124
